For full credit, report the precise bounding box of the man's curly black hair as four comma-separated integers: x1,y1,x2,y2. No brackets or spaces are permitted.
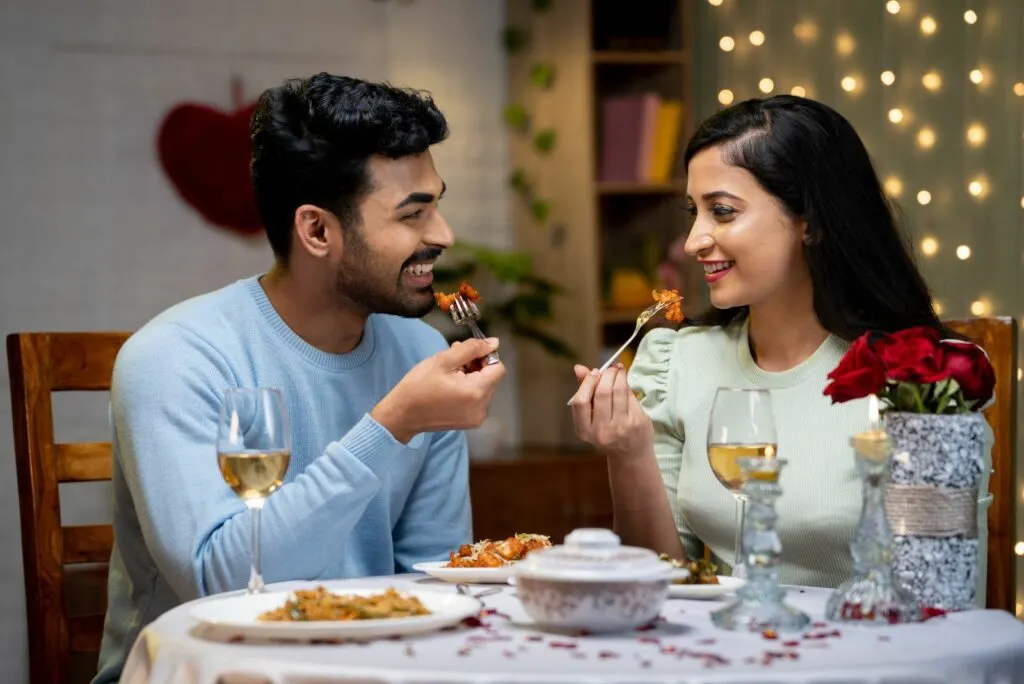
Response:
249,73,449,261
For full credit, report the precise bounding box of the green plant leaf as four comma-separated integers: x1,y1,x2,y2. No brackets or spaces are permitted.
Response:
509,168,530,192
529,63,556,89
502,26,530,53
477,249,534,281
502,103,529,132
533,128,557,154
531,0,553,11
511,323,577,359
530,198,552,223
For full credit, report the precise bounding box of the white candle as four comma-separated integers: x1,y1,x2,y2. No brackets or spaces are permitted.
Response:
853,394,890,461
868,394,880,432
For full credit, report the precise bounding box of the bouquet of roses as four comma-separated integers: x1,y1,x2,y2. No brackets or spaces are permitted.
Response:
823,326,995,414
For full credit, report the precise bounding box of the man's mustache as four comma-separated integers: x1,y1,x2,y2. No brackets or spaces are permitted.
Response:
401,248,443,269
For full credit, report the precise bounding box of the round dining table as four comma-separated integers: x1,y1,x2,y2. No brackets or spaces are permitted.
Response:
120,573,1024,684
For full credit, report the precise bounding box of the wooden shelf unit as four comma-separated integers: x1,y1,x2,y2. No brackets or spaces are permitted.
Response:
507,0,697,447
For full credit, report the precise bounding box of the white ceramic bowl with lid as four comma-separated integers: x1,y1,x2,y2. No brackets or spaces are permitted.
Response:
512,528,679,633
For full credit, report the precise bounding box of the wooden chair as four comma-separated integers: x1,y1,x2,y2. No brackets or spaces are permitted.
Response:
944,317,1018,614
7,332,130,684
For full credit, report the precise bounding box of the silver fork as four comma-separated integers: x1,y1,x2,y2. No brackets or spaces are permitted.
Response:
565,296,681,406
450,295,501,366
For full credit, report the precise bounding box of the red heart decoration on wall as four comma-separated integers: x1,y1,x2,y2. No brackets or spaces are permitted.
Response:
157,100,263,237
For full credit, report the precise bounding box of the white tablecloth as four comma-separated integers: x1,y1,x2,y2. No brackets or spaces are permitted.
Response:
121,574,1024,684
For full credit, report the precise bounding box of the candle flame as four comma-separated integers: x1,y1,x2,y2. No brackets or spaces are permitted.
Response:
868,394,880,430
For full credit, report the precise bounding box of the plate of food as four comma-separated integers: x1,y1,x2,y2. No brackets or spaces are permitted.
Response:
412,534,552,584
189,585,481,641
660,555,746,599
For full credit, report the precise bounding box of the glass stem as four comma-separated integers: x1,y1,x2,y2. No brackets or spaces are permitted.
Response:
733,494,747,577
247,499,265,594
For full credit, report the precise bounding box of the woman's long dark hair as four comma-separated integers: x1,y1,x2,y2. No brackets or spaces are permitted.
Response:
683,95,945,342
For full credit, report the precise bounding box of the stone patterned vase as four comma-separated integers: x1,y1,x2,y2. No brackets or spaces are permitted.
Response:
883,411,985,612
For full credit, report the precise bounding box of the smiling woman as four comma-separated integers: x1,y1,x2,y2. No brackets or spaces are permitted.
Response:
569,95,993,597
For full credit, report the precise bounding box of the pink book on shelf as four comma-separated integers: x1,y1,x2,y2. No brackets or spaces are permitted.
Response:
635,95,661,181
599,92,661,183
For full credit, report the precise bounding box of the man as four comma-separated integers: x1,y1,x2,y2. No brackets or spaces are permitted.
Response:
94,73,505,683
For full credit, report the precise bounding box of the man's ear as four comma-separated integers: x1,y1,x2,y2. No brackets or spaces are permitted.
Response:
293,204,335,259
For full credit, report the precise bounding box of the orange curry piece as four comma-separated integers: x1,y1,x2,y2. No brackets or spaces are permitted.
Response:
652,288,684,323
434,281,481,313
445,534,551,568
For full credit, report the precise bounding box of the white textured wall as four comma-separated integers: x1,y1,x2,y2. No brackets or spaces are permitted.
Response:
0,0,511,679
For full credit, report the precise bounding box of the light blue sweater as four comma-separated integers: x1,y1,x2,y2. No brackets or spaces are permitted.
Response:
94,275,472,683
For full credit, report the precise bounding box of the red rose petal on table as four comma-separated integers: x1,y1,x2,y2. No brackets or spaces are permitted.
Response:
549,641,577,649
457,647,471,657
638,636,661,645
812,621,827,628
526,635,544,642
462,616,484,628
697,638,716,645
782,640,800,647
598,650,620,659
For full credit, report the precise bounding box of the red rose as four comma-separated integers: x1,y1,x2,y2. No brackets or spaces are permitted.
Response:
941,340,995,402
824,334,886,403
875,326,949,384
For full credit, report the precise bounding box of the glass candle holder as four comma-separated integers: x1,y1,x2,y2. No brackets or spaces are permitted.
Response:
711,457,810,633
824,427,921,625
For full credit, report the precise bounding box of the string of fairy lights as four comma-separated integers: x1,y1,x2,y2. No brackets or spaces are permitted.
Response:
703,0,1024,616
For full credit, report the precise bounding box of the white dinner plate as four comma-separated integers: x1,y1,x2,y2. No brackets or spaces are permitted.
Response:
667,575,745,600
412,560,516,584
190,586,481,641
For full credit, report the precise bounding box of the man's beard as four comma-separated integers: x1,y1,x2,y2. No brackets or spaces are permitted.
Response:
334,235,438,318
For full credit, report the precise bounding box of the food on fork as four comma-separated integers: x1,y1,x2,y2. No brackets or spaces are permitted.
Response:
446,533,552,568
258,586,430,622
434,282,482,313
652,288,685,323
659,554,720,585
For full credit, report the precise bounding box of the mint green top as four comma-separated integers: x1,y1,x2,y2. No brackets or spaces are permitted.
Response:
626,319,992,599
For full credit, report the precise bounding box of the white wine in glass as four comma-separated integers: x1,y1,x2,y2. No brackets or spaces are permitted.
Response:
217,387,291,594
707,388,777,578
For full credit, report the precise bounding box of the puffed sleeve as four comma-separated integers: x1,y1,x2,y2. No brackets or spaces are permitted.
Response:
627,328,701,559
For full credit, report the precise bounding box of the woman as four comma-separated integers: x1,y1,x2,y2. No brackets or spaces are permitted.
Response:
569,95,992,592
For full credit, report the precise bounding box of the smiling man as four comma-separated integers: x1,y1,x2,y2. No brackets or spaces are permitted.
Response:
93,73,506,683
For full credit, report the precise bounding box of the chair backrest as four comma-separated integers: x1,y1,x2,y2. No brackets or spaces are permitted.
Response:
7,332,130,684
943,317,1018,613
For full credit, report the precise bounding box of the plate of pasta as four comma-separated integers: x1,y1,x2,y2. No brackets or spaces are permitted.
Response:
189,585,481,641
412,534,552,584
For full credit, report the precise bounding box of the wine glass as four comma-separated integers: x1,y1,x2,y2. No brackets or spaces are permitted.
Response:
216,387,291,594
706,387,777,578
